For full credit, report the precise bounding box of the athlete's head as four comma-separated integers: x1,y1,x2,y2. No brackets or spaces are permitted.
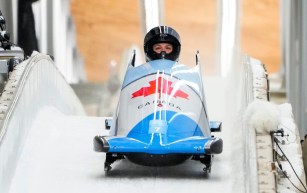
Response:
144,26,181,62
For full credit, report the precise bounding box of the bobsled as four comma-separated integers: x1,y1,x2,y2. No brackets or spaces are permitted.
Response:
94,51,223,174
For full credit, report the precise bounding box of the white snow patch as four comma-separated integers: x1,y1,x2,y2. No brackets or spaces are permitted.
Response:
244,100,280,134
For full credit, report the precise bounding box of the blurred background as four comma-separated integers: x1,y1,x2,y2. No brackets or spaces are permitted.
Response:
71,0,281,82
0,0,281,82
1,0,307,138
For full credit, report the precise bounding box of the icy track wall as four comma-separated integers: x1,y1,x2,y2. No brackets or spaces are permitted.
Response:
244,56,270,193
242,56,261,193
244,56,306,193
0,53,85,193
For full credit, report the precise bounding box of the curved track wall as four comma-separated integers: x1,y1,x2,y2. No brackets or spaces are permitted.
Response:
0,53,85,193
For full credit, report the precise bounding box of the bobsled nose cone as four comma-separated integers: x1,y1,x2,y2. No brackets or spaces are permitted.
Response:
93,136,110,152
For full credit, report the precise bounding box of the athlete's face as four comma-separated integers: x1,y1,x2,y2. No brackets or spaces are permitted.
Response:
153,43,173,54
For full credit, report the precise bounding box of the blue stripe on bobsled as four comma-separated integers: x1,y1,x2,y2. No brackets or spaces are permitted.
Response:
105,110,210,154
126,110,204,143
107,136,210,154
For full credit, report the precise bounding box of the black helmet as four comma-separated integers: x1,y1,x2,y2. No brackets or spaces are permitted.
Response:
144,26,181,62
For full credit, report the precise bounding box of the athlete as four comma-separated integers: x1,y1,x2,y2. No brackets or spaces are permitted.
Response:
144,26,181,62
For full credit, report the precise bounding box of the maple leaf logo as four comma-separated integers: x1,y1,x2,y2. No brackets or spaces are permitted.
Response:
131,77,189,99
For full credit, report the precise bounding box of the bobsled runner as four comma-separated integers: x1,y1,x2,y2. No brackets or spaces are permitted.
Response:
94,51,223,174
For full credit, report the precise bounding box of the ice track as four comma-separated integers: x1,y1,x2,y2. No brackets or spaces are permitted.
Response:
9,104,239,193
1,53,249,193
